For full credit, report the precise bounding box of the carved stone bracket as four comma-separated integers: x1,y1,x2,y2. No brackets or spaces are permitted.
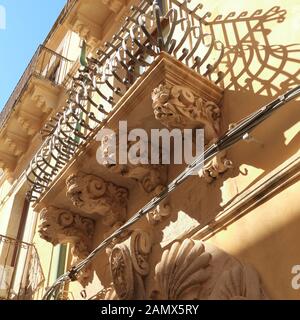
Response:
109,230,152,300
152,84,221,143
102,0,125,14
66,172,128,226
38,206,95,287
0,151,16,172
3,130,28,156
27,81,60,114
97,132,168,194
69,12,103,48
16,110,40,136
147,202,171,225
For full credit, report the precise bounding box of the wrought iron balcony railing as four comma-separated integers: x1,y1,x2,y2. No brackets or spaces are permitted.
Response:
26,0,225,202
0,45,73,130
0,234,45,300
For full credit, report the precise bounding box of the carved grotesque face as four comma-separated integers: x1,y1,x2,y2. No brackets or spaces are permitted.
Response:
66,174,84,208
152,84,180,126
152,84,197,129
38,207,60,245
153,102,182,127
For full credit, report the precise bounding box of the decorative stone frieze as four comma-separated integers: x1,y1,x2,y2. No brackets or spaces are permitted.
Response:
66,172,128,226
38,206,95,287
110,230,152,300
152,84,221,143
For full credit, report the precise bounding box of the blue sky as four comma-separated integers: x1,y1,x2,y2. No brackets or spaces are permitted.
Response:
0,0,66,110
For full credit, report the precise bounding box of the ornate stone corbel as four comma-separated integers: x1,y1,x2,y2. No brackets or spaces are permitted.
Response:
16,110,40,136
102,0,124,14
110,230,152,300
3,131,28,156
38,206,95,287
146,203,171,225
32,95,52,114
66,172,128,226
152,84,221,143
70,13,103,48
97,131,168,194
0,150,16,172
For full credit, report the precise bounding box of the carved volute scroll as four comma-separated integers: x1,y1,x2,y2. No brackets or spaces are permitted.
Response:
152,84,221,143
110,243,134,300
38,206,95,287
110,230,152,300
66,172,128,226
199,149,233,183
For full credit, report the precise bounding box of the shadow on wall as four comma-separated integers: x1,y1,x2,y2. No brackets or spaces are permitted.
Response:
206,5,300,205
207,6,299,95
156,4,300,238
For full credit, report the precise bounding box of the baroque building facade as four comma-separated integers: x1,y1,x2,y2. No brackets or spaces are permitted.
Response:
0,0,299,300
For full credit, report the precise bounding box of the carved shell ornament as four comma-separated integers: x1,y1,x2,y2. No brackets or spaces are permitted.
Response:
153,239,212,299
